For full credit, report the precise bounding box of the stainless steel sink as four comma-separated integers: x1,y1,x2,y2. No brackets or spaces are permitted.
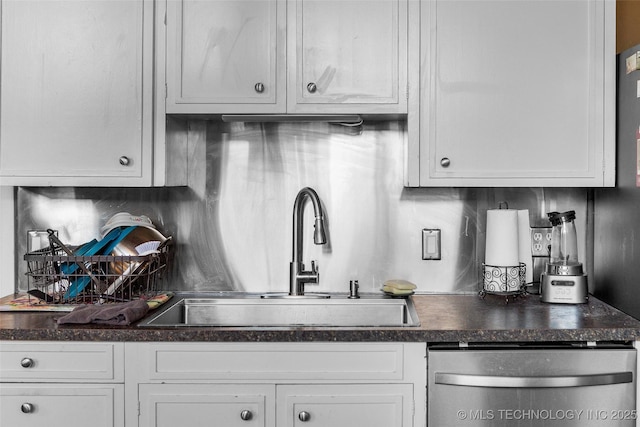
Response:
139,294,420,327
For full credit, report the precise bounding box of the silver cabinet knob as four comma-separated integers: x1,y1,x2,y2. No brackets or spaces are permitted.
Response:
119,156,130,166
240,410,253,421
440,157,451,168
306,82,317,93
21,403,34,414
298,411,311,422
254,83,265,93
20,358,34,368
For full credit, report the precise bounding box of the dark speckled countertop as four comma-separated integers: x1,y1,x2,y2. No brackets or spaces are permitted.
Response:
1,294,639,343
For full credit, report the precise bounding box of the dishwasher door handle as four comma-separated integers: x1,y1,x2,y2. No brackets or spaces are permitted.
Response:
435,371,633,388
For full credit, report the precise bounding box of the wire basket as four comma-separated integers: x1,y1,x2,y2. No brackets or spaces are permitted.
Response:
24,233,172,304
479,263,527,297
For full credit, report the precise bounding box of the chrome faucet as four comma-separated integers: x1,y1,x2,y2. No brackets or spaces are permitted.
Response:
289,187,327,296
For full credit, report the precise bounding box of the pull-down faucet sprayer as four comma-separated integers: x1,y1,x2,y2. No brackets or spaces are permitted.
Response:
289,187,327,296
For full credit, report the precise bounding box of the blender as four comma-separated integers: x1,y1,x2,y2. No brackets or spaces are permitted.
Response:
540,210,588,304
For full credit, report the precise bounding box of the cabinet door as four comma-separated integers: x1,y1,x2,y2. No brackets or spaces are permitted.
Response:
418,0,614,187
166,0,286,114
0,0,154,186
288,0,408,113
0,384,124,427
278,384,413,427
138,384,275,427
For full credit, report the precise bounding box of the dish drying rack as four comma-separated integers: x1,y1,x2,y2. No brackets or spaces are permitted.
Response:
24,230,172,304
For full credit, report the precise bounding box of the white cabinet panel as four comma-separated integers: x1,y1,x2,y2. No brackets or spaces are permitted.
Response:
166,0,286,113
412,0,615,187
138,383,413,427
0,384,124,427
0,0,154,186
1,341,126,427
128,342,427,427
287,0,408,113
139,384,275,427
0,341,124,382
134,342,405,381
164,0,408,114
278,384,413,427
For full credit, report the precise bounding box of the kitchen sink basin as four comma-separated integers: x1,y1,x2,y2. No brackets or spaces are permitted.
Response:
139,294,420,327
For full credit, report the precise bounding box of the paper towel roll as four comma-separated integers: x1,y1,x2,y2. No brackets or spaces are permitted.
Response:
485,209,520,266
517,209,533,283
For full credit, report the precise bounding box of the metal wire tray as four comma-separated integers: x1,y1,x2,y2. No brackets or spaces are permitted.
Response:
478,262,527,299
24,234,172,304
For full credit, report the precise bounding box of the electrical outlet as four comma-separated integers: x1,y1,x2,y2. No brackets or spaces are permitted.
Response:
422,229,441,260
531,227,552,257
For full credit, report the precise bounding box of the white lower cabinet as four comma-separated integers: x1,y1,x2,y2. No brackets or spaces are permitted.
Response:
128,342,426,427
138,383,412,427
0,341,425,427
0,384,124,427
0,341,125,427
139,384,275,427
279,384,413,427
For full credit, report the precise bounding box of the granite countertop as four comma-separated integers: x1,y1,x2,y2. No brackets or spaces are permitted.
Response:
1,293,639,343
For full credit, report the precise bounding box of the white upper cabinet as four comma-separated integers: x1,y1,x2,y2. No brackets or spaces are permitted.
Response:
287,0,408,113
164,0,408,114
409,0,615,187
0,0,154,186
166,0,286,113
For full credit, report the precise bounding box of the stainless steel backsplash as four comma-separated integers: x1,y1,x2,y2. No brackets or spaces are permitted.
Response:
14,120,590,294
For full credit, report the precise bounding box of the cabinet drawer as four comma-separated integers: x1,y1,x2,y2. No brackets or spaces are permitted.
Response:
133,342,406,381
278,384,413,427
0,384,123,427
139,384,275,427
0,341,124,382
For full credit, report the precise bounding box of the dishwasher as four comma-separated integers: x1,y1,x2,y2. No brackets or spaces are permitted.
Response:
428,343,637,426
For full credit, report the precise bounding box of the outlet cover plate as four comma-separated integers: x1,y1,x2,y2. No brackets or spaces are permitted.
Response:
422,229,441,260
